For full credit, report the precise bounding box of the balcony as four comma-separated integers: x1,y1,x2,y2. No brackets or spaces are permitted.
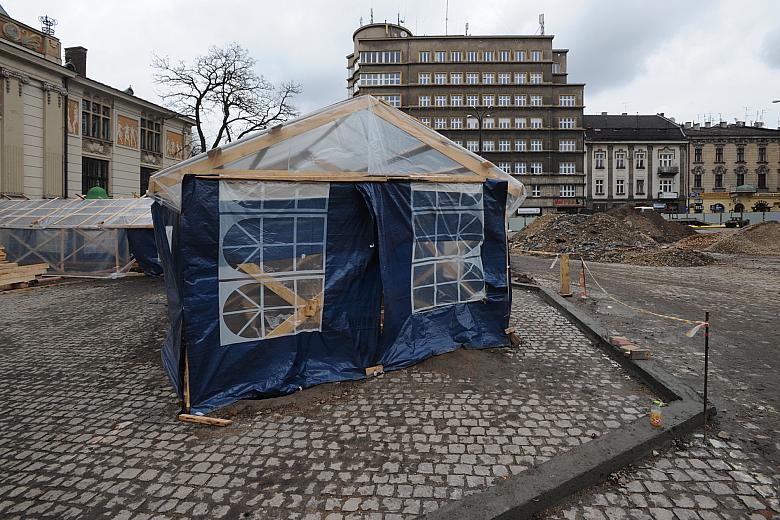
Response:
656,166,679,176
657,191,679,200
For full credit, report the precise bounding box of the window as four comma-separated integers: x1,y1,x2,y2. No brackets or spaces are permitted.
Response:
140,166,156,194
635,151,645,169
484,51,494,61
514,162,527,174
218,182,328,343
559,117,575,129
595,151,605,169
434,51,446,62
659,179,673,193
531,162,543,174
515,140,527,152
435,95,447,107
736,171,745,186
498,73,510,84
360,51,401,63
419,117,431,127
531,185,541,197
450,73,463,84
498,162,510,172
514,118,526,129
530,95,543,106
515,95,527,107
616,179,625,195
595,179,604,195
411,183,485,312
466,94,479,107
715,146,724,163
736,146,745,162
450,118,463,129
82,99,111,141
530,118,543,129
531,139,543,152
758,170,767,189
376,95,401,107
659,152,674,167
498,140,511,152
482,73,495,84
435,73,447,85
140,118,161,153
530,50,542,61
499,50,510,61
694,147,702,163
615,152,626,169
636,179,645,194
759,146,767,162
82,157,109,194
498,95,510,107
419,95,431,107
715,172,724,188
515,50,526,62
694,174,702,188
559,95,575,107
482,95,494,107
419,51,431,62
359,72,401,86
466,72,479,84
530,73,543,84
552,62,560,73
498,118,510,129
559,184,576,197
466,140,479,152
559,139,576,152
466,51,478,62
451,95,463,107
483,118,494,129
514,72,526,84
450,51,462,62
466,118,478,129
482,140,495,151
559,162,576,174
434,117,447,129
418,73,431,84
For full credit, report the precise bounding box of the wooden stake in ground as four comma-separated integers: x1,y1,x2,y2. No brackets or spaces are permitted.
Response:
559,253,572,297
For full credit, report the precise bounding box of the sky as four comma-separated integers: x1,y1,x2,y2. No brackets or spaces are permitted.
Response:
9,0,780,129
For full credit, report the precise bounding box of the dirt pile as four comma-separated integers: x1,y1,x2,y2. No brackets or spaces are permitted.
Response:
607,204,696,243
704,221,780,255
675,231,735,251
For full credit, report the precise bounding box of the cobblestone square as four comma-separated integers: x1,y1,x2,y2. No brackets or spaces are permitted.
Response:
0,278,653,519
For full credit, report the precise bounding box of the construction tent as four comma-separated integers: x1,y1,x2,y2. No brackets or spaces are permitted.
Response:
149,96,526,414
0,197,160,277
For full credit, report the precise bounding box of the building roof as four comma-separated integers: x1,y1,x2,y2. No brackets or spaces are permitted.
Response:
684,123,780,138
584,114,686,142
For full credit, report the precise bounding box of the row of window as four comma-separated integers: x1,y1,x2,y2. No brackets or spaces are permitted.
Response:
523,184,577,198
693,146,769,163
494,162,578,175
693,171,770,189
429,133,578,152
593,151,675,169
594,179,653,196
416,50,545,63
82,99,163,153
359,51,402,64
415,94,577,108
416,116,575,130
417,72,545,85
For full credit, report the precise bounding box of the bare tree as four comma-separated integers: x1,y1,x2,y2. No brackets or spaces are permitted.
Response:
152,43,302,151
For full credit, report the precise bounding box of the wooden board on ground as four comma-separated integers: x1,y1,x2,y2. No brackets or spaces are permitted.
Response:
0,256,50,291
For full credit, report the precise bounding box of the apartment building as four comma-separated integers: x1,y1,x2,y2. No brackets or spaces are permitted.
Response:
346,23,585,214
0,9,193,199
684,121,780,213
584,113,687,212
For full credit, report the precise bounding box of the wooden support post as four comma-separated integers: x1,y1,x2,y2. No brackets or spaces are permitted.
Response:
183,350,191,413
178,414,232,427
559,253,572,297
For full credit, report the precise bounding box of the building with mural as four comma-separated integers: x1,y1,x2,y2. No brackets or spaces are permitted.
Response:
0,8,193,199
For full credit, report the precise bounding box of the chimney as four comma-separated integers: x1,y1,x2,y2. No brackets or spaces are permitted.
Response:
658,112,664,117
64,46,87,76
754,121,764,128
736,121,745,127
601,111,607,116
669,116,676,122
704,121,711,128
719,121,727,128
684,122,692,128
621,112,627,116
694,123,701,130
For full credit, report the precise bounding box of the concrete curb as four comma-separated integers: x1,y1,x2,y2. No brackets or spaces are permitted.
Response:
424,283,715,520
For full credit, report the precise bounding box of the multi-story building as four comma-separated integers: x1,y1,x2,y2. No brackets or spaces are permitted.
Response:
346,23,585,214
584,113,687,212
0,9,193,199
684,121,780,213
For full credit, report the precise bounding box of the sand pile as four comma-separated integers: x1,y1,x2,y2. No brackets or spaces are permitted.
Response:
704,221,780,255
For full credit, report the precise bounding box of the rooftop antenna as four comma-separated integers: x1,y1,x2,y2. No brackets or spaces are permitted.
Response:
370,8,374,24
538,13,545,35
397,12,404,25
360,16,363,26
445,0,449,36
743,106,751,121
622,101,629,113
39,15,57,36
465,22,469,36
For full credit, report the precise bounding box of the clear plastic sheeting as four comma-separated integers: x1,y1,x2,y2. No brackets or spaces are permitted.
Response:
218,181,329,344
0,198,153,229
410,183,485,312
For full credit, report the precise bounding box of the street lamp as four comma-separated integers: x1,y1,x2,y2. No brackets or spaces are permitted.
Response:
773,100,780,103
466,105,492,153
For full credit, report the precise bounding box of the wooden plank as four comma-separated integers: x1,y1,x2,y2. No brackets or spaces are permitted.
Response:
238,263,304,306
177,414,232,427
0,263,19,270
0,273,37,286
365,365,384,377
559,253,572,297
265,293,323,339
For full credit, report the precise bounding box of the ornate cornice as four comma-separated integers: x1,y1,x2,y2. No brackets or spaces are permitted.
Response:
0,66,30,84
42,81,68,96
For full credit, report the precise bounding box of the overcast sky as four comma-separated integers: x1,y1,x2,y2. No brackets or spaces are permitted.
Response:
10,0,780,128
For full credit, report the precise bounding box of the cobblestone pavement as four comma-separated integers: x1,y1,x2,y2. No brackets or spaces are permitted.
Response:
1,278,653,519
511,254,780,520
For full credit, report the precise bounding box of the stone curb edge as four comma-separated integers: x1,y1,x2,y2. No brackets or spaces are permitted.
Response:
423,282,715,520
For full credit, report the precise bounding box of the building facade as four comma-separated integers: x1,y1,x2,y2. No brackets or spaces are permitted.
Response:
584,114,688,212
0,10,193,199
347,23,586,214
684,121,780,213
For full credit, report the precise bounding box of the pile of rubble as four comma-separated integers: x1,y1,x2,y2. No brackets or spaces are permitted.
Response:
510,208,712,267
606,205,696,243
704,221,780,255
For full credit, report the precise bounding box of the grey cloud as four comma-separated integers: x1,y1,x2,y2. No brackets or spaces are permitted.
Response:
760,29,780,70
